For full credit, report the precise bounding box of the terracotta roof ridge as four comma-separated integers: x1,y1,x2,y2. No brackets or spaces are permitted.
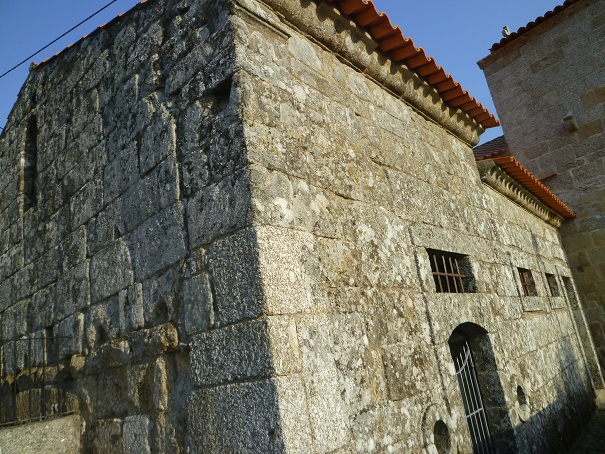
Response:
490,0,582,52
323,0,499,129
32,0,499,129
489,155,575,219
473,135,509,159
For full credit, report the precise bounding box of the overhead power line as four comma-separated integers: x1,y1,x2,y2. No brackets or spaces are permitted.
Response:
0,0,119,80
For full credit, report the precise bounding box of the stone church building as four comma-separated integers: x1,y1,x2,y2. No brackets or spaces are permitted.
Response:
0,0,603,452
477,0,605,374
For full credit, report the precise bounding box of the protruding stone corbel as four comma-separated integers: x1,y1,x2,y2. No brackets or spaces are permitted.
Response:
477,160,564,227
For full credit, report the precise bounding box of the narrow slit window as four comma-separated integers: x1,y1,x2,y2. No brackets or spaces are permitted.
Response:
22,116,38,212
427,249,475,293
562,276,579,308
545,273,560,297
518,268,537,296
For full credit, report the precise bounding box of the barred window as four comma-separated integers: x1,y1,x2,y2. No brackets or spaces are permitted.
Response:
427,249,475,293
545,273,560,297
518,268,537,296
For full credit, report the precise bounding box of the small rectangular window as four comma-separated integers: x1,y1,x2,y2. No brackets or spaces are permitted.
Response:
518,268,537,296
562,276,579,308
427,249,475,293
545,273,560,297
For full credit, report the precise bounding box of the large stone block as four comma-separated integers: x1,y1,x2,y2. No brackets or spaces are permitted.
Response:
122,283,145,332
183,272,214,335
70,175,104,230
61,226,87,273
86,296,127,347
122,156,180,233
139,105,177,175
188,379,285,453
187,169,252,248
141,265,181,327
205,227,263,326
1,299,28,339
90,239,133,303
190,317,300,386
54,261,90,321
56,312,85,359
29,284,55,332
123,414,153,454
94,418,123,453
103,143,140,203
0,414,82,454
127,203,187,281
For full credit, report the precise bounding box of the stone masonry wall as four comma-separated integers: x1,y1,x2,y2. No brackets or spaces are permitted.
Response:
0,0,259,451
479,0,605,367
223,0,598,451
0,0,601,452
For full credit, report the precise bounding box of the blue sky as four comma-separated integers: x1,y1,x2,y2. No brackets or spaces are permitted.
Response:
0,0,560,144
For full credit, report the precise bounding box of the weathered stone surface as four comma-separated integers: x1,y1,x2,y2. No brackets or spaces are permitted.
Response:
126,203,187,281
480,0,605,383
95,418,122,453
54,261,90,321
191,316,300,386
0,415,81,454
0,0,600,452
205,227,264,326
90,239,133,303
188,379,285,453
131,323,179,361
123,415,153,454
122,156,180,233
183,273,214,335
187,169,252,248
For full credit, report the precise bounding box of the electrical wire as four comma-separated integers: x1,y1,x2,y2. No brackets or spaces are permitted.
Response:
0,0,119,80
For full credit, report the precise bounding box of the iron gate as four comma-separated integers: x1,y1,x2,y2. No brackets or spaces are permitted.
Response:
454,340,495,454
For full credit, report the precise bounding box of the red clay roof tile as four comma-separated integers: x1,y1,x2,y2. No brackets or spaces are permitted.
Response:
325,0,499,129
488,156,575,219
473,135,510,160
33,0,499,129
474,137,575,220
490,0,581,52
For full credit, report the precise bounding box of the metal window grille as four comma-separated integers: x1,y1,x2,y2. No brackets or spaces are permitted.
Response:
0,335,71,427
427,250,473,293
518,268,537,296
454,340,495,454
545,273,560,297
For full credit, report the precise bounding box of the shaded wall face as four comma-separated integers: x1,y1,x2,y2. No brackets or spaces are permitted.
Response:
0,0,265,451
480,0,605,361
234,0,597,452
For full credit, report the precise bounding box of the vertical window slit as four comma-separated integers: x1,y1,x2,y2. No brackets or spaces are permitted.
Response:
22,116,38,212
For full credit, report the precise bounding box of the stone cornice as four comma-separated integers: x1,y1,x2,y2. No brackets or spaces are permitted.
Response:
234,0,484,146
477,160,564,227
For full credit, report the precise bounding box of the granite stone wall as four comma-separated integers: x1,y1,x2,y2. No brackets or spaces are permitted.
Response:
0,0,252,451
228,0,600,451
0,0,601,452
479,0,605,369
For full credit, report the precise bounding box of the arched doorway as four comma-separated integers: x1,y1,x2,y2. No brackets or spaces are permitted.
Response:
448,323,516,453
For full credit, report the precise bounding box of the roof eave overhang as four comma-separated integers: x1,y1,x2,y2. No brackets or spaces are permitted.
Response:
477,159,575,227
479,0,590,69
242,0,496,145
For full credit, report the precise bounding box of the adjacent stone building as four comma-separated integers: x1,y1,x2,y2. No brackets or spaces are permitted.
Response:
478,0,605,370
0,0,603,452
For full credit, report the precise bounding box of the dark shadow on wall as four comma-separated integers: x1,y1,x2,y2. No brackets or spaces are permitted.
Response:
186,225,288,453
512,336,595,454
